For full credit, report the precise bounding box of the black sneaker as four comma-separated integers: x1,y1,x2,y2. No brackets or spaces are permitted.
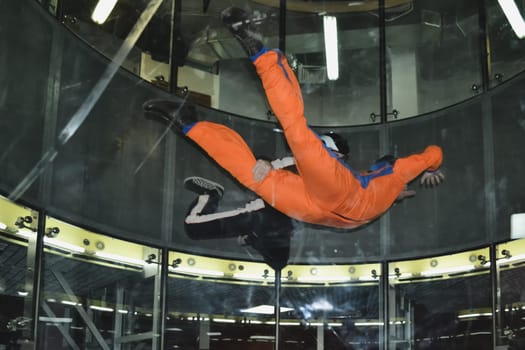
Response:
143,99,197,131
184,176,224,198
221,7,264,57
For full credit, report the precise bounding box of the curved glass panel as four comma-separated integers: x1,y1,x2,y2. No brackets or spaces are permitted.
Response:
486,0,525,87
280,263,382,349
30,0,525,125
2,0,525,263
389,247,492,349
496,238,525,348
60,0,173,87
38,216,162,349
285,2,381,126
165,251,279,349
386,0,483,120
0,196,39,348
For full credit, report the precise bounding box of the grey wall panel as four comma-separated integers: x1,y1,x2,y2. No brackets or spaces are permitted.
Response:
492,75,525,241
388,102,486,258
0,0,52,201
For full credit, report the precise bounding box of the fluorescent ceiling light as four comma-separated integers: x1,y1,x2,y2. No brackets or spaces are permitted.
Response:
91,0,118,24
89,305,114,312
265,321,301,326
61,300,81,306
354,321,384,326
358,276,379,281
498,0,525,38
307,321,343,327
458,312,492,319
39,317,73,323
250,335,275,340
44,237,85,253
171,266,225,277
212,318,235,323
327,322,343,327
233,273,269,281
95,251,145,267
498,253,525,264
243,320,262,324
323,15,339,80
297,275,350,283
16,230,34,238
240,305,294,314
388,273,412,279
421,264,474,276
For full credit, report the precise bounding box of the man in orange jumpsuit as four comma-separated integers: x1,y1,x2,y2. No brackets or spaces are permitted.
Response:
142,8,444,229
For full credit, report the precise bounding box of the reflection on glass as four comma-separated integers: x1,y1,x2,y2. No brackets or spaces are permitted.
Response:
0,196,38,348
60,0,171,84
389,247,492,349
280,263,381,349
487,0,525,87
386,0,482,119
286,5,381,126
165,251,278,349
496,238,525,349
37,217,161,349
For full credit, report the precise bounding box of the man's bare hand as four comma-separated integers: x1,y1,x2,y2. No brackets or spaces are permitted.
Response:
253,159,273,182
420,169,445,187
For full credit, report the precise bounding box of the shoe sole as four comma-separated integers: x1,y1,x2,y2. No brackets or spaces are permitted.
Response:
184,176,224,197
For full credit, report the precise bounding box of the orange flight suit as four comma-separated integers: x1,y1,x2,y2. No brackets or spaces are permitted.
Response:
185,49,442,229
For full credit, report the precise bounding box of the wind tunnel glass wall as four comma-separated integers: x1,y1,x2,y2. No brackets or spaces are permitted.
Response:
59,0,174,89
3,190,525,349
165,251,279,349
38,216,162,349
496,239,525,349
2,0,525,263
385,0,483,120
284,3,382,126
23,0,525,126
279,263,382,349
486,0,525,88
388,247,492,349
0,196,38,347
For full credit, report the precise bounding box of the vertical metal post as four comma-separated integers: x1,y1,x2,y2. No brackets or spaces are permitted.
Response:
278,0,286,52
274,269,282,350
316,324,324,350
378,0,387,124
152,259,162,350
113,286,124,350
381,261,390,350
56,0,64,21
169,0,182,93
478,0,490,91
490,244,500,349
158,248,169,349
31,211,46,349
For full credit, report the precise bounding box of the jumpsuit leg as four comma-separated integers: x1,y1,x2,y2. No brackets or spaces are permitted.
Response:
253,50,360,209
185,121,322,223
185,195,265,240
